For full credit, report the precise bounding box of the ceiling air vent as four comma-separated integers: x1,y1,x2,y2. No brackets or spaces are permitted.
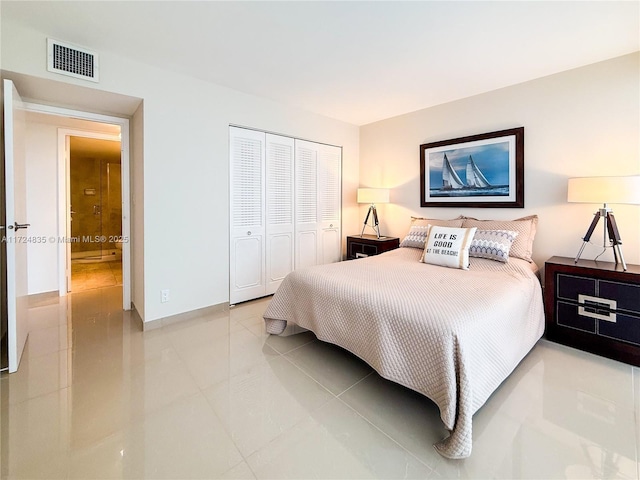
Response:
47,38,99,82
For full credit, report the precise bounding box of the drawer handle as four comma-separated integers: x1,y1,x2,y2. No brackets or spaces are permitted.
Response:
578,294,617,323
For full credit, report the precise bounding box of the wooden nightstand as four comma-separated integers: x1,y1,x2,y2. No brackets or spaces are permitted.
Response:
544,256,640,366
346,235,399,260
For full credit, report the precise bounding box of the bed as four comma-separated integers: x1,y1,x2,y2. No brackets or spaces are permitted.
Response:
263,221,545,459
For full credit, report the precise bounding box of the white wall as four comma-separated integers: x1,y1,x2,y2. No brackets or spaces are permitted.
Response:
24,112,120,295
360,53,640,268
2,20,360,322
131,103,144,319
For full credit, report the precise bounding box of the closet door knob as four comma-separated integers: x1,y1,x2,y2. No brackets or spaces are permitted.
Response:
247,231,252,236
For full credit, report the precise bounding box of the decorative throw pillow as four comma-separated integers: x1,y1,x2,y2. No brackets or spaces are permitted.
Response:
461,215,538,262
469,229,519,263
400,224,431,249
421,226,477,270
400,217,465,249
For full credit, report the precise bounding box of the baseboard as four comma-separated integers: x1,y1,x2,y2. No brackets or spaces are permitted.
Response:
27,291,60,308
130,303,145,330
142,302,230,331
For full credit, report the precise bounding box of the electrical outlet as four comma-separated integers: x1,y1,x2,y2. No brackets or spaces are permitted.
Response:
161,289,170,303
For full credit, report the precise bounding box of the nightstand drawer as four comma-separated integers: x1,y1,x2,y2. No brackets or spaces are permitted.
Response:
557,273,596,301
348,242,379,258
346,235,399,260
556,300,596,333
598,311,640,346
599,280,640,313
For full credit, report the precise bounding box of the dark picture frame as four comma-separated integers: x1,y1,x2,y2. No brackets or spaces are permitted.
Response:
420,127,524,208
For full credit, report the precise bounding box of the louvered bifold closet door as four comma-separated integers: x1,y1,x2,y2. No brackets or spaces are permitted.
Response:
265,134,294,295
229,127,266,304
294,139,319,269
317,143,342,264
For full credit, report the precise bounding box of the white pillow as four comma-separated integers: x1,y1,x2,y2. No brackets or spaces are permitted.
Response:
421,226,477,270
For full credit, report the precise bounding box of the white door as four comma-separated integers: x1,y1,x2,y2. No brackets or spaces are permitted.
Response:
229,127,266,304
294,140,319,269
3,79,29,373
265,134,294,295
317,144,342,264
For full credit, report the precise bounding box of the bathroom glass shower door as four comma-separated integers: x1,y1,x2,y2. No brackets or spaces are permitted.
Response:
69,136,122,262
71,155,105,260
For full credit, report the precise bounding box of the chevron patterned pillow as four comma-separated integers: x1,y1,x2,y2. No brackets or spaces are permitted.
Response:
469,229,519,263
400,217,465,249
400,224,431,249
462,215,537,262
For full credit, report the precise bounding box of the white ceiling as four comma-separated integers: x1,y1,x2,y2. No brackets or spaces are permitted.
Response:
3,1,638,126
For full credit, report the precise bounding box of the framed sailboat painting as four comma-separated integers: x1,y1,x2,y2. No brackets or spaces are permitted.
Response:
420,127,524,208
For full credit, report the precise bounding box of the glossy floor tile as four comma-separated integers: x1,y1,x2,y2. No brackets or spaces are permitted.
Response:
1,287,638,479
202,356,334,457
71,258,122,292
245,398,434,479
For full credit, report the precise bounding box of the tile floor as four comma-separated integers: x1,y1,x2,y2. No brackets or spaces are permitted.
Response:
71,259,122,292
1,286,638,479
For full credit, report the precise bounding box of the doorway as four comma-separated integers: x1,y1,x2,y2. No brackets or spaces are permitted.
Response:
55,116,132,312
69,135,123,292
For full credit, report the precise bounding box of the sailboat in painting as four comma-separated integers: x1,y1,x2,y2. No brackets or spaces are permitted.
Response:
465,155,491,188
441,154,465,189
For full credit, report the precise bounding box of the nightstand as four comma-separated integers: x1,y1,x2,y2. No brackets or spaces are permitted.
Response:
346,235,400,260
544,256,640,366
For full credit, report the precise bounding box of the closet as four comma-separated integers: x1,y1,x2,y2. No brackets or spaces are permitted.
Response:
229,126,342,304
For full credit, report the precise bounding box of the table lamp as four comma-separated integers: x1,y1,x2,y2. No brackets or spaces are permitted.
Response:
568,175,640,270
357,188,389,238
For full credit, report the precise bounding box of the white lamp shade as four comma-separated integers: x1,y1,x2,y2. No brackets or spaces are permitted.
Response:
357,188,389,204
568,176,640,205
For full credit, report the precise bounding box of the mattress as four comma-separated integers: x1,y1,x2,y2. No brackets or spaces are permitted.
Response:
263,247,545,458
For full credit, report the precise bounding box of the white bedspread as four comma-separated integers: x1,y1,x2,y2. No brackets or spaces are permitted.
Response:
263,247,545,459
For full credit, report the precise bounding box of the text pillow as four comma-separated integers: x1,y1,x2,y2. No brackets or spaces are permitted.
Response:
421,226,477,270
469,229,519,263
